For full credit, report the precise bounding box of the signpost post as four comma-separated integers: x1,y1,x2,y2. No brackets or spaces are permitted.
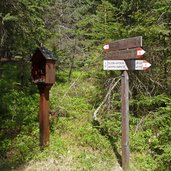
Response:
121,70,129,170
103,36,151,170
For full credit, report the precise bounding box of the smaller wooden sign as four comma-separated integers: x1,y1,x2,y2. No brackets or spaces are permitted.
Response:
103,36,142,51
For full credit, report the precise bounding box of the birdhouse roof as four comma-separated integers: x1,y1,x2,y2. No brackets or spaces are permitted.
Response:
31,47,56,61
39,47,56,60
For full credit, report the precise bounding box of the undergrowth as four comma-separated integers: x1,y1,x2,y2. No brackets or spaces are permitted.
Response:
0,68,117,171
1,65,170,171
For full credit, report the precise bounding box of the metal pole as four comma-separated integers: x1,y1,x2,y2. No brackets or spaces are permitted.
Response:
121,70,129,170
38,84,51,147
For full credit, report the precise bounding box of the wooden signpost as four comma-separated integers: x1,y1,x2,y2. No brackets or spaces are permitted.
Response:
103,36,151,170
31,47,56,148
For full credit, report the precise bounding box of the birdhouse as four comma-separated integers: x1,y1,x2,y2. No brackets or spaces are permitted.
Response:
31,47,56,85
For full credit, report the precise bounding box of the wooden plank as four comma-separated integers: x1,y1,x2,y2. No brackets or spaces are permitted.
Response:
38,85,51,147
104,48,145,60
104,48,137,60
104,36,142,51
45,62,56,84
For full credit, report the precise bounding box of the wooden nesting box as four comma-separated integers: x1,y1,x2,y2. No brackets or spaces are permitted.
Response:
31,47,56,85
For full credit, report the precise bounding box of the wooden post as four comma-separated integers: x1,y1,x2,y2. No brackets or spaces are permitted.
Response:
38,84,51,147
121,70,129,170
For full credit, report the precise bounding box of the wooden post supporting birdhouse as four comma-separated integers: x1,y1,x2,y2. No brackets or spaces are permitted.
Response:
31,47,56,147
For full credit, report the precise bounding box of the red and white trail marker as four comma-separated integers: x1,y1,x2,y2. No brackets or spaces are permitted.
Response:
137,47,146,58
103,44,109,50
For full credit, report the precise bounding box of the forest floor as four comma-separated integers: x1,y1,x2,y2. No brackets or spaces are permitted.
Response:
18,69,123,171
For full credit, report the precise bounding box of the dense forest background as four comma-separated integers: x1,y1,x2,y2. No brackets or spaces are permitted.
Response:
0,0,171,170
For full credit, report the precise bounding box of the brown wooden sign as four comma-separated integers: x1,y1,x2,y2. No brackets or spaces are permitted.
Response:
103,60,151,70
103,36,142,51
104,48,145,60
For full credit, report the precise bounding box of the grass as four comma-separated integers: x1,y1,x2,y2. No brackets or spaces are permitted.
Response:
2,67,165,170
14,69,119,171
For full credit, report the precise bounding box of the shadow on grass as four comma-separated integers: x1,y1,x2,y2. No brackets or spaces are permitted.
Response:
92,120,122,167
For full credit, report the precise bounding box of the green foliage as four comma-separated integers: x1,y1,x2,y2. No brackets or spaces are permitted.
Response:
2,13,18,22
96,88,171,170
1,0,171,170
0,0,53,55
0,63,39,169
130,153,157,171
99,112,121,141
129,95,171,170
75,123,111,150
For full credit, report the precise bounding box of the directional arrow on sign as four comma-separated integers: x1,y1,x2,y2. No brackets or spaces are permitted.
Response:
137,47,145,58
142,60,151,70
103,44,109,50
104,48,146,60
103,60,151,70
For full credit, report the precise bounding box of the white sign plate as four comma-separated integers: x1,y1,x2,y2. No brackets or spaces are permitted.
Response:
103,60,151,70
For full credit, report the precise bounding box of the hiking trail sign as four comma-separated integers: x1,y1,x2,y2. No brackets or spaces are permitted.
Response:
103,36,142,51
103,36,151,170
103,60,151,70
